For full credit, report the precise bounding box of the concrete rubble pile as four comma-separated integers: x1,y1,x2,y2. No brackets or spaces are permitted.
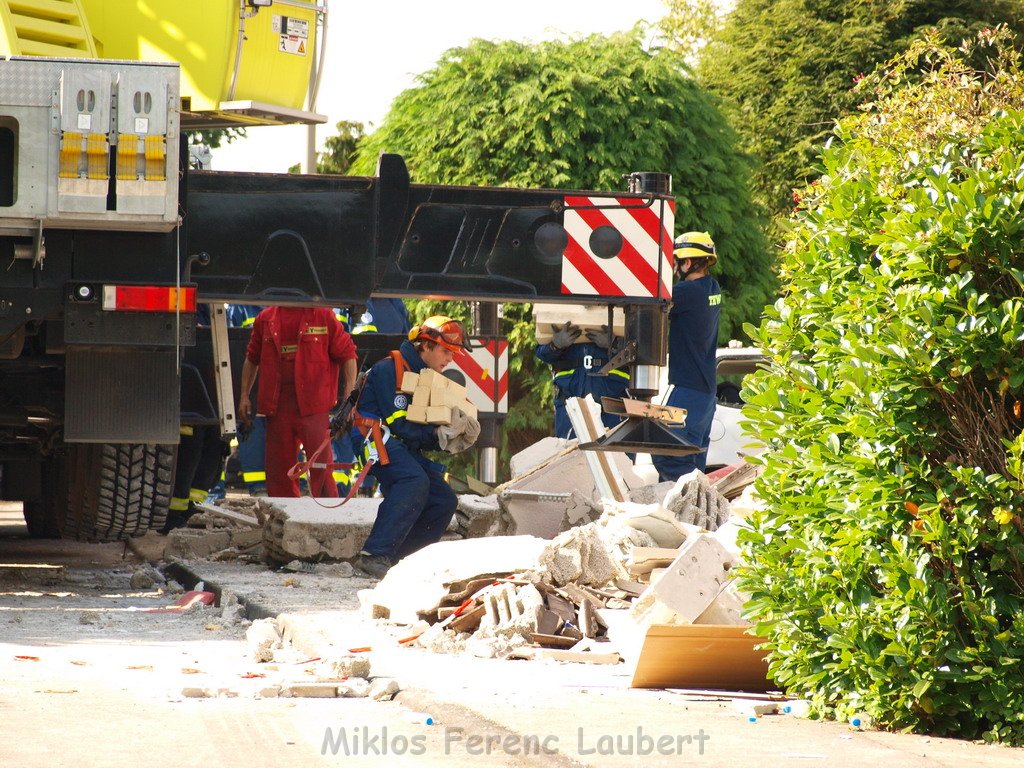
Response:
361,437,764,669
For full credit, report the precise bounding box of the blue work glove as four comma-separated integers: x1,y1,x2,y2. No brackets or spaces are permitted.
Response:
550,321,582,351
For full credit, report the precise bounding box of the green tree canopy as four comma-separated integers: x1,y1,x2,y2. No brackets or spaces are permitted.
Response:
741,31,1024,743
697,0,1024,217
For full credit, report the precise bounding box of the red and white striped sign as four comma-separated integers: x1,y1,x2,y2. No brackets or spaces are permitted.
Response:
561,196,675,299
444,339,509,415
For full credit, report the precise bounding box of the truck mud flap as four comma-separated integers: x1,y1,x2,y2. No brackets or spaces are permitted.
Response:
65,348,179,443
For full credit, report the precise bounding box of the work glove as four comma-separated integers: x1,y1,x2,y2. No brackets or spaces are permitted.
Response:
550,321,582,351
585,324,617,351
436,406,482,453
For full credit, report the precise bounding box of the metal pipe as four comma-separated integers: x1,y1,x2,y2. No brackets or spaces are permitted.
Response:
228,0,249,101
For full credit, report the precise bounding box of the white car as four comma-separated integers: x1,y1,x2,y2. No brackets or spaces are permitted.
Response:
706,346,765,469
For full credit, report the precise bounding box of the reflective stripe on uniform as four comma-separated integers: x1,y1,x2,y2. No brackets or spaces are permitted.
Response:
189,488,208,504
385,410,407,425
553,369,574,378
243,471,266,483
609,369,630,379
170,496,190,512
180,425,194,437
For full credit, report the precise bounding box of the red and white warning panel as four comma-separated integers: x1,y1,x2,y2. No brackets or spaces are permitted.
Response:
444,339,509,415
561,196,675,300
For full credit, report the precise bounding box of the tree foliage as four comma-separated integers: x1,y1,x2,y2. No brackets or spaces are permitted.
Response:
697,0,1024,217
658,0,725,59
741,31,1024,743
349,33,773,474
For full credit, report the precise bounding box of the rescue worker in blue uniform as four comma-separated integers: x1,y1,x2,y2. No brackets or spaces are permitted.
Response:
353,316,469,579
535,321,630,439
347,298,412,495
651,231,722,482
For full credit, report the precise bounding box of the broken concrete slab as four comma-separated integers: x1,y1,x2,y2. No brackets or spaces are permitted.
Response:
362,535,548,625
261,496,381,565
510,436,575,478
452,494,503,538
536,523,621,587
631,534,734,626
695,580,750,627
628,480,676,506
247,618,283,662
558,490,603,533
164,529,232,561
499,447,598,539
663,470,731,532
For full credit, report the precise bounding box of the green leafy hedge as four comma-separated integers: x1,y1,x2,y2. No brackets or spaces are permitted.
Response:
740,32,1024,743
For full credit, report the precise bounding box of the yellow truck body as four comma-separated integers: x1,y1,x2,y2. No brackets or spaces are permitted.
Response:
0,0,325,126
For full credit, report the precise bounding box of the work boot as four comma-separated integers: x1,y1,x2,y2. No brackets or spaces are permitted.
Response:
354,551,391,579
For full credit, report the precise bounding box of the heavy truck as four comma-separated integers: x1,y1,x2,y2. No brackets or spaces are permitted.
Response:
0,1,680,542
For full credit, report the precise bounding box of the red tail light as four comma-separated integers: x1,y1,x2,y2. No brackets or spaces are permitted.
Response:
102,285,196,313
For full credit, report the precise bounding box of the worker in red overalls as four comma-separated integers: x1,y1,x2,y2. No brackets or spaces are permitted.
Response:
238,306,357,497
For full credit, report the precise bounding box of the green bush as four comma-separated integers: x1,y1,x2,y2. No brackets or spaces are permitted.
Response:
740,31,1024,743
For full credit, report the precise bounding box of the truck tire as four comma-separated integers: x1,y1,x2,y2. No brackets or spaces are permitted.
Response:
53,443,174,542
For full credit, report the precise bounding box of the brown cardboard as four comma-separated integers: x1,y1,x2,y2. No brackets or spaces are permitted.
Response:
629,624,772,690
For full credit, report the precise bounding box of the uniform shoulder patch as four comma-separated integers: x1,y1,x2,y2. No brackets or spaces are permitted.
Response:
393,394,409,410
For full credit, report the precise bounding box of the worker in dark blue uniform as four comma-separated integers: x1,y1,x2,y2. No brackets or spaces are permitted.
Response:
353,316,469,579
651,231,722,482
535,321,630,439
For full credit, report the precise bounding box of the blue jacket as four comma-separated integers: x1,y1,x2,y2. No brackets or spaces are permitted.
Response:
359,340,439,453
668,276,721,392
535,341,630,402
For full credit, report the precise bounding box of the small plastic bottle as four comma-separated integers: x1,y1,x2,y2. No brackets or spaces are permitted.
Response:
782,700,811,718
849,713,873,730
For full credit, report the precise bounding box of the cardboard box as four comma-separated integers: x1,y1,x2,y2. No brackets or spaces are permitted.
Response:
629,625,771,690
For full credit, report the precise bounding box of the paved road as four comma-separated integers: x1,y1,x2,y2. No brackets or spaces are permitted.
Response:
1,505,1021,767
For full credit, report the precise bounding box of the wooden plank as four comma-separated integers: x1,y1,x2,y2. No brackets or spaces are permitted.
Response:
527,633,577,649
565,396,627,503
